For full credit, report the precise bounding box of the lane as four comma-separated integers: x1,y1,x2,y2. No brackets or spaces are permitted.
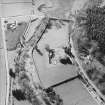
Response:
1,15,47,105
0,20,3,49
70,32,105,104
0,19,9,105
0,49,7,105
1,19,10,105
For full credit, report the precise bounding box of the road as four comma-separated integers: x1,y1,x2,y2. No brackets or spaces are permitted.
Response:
0,49,7,105
0,19,10,105
70,31,105,104
0,14,102,105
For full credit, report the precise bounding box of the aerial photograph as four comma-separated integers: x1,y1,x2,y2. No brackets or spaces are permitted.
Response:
1,0,105,105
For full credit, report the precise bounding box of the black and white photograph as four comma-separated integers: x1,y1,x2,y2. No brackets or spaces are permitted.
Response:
1,0,105,105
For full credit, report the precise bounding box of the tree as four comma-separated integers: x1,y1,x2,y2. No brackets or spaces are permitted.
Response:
85,6,105,53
